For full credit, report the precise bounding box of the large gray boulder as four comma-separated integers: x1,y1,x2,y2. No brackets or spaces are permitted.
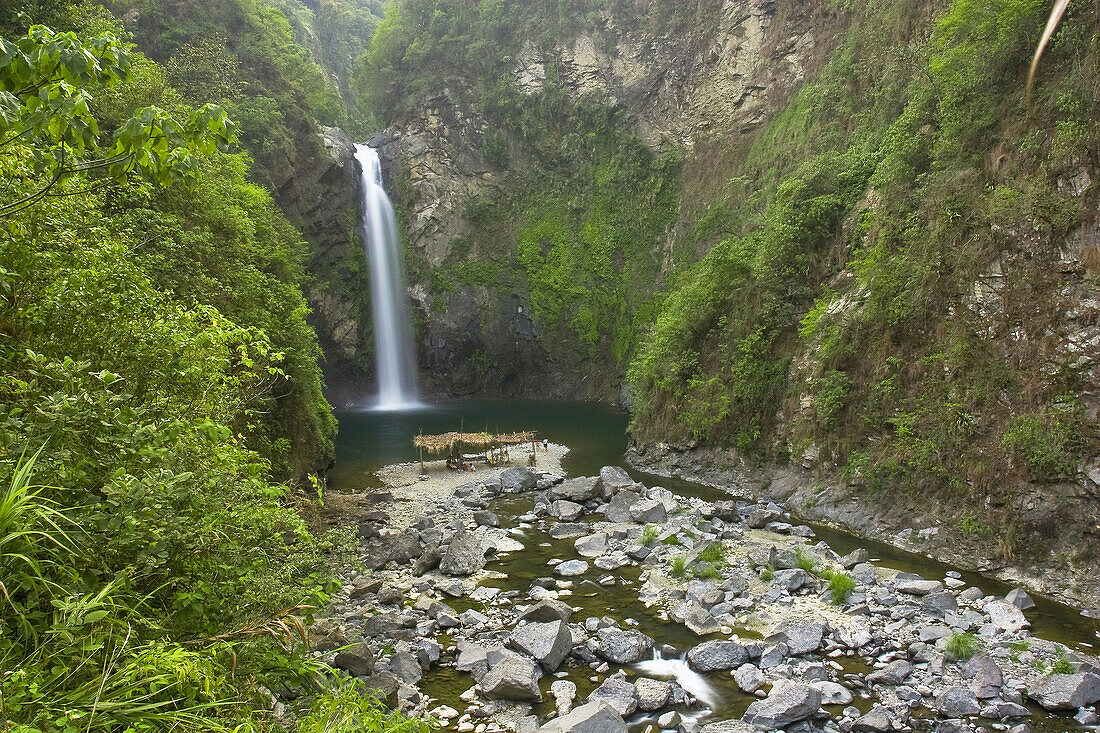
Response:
575,533,610,558
867,660,913,686
895,578,943,596
598,466,634,498
765,620,827,655
588,677,638,716
733,663,767,693
1005,588,1036,610
602,489,641,523
687,640,750,672
742,680,822,728
481,655,543,701
550,500,584,521
961,655,1003,699
439,530,487,576
699,722,756,733
1028,672,1100,711
508,620,572,672
537,701,626,733
635,677,672,711
333,645,374,677
549,476,600,502
629,498,667,524
501,467,538,492
985,600,1030,633
937,687,980,717
596,627,654,664
520,598,572,624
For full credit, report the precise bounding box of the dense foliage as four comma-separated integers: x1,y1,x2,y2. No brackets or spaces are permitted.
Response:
0,13,405,732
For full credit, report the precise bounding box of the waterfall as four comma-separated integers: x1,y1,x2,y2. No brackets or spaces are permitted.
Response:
355,143,420,410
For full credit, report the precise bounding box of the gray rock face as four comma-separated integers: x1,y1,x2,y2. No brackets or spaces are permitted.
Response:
742,680,822,728
575,532,610,557
699,722,756,733
473,510,499,527
937,687,980,717
962,655,1003,699
537,701,626,733
521,598,573,624
771,568,810,591
747,507,781,528
333,645,374,677
602,489,641,523
1005,588,1036,610
501,467,538,491
1028,672,1100,711
812,680,853,705
734,663,767,693
629,498,667,524
635,677,672,711
596,627,655,664
923,591,959,616
549,476,600,502
386,651,422,684
551,679,577,717
687,640,750,672
550,500,584,521
980,701,1032,719
852,706,892,733
598,466,634,497
867,660,913,686
588,677,638,716
895,578,943,596
481,655,543,701
439,530,487,575
839,548,870,568
508,620,573,671
683,603,722,635
986,600,1030,632
765,620,827,655
556,559,589,576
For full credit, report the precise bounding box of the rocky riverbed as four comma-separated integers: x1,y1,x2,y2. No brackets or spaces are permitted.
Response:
309,447,1100,733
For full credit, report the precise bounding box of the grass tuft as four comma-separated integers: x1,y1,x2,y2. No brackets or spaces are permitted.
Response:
944,632,979,661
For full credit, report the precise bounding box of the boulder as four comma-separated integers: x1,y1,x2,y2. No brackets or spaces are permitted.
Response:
852,706,892,733
765,620,827,655
549,522,589,539
520,598,572,624
575,533,610,557
412,547,442,575
362,672,399,708
980,701,1032,719
937,687,980,717
439,530,487,576
733,663,767,693
1005,588,1036,610
812,680,854,705
551,679,577,716
537,701,627,733
629,498,668,524
501,467,538,492
635,677,672,711
386,651,422,684
481,655,543,701
1027,672,1100,711
598,466,634,497
839,548,870,569
962,655,1003,699
687,640,750,672
596,627,655,664
867,660,913,686
588,677,638,717
602,489,641,523
895,578,943,596
770,568,810,591
923,591,959,616
508,620,572,672
549,476,600,503
742,680,822,729
333,645,374,677
683,603,722,635
699,722,756,733
556,559,589,576
550,500,584,521
986,600,1030,633
747,507,781,528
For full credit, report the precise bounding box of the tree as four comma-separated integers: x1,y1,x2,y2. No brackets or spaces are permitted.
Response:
0,24,235,217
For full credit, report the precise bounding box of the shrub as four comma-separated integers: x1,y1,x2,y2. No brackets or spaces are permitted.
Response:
796,548,818,573
1050,657,1075,675
944,632,979,661
662,535,682,546
828,572,856,604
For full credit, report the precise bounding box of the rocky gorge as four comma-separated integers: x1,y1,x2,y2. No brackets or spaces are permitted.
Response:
309,447,1100,733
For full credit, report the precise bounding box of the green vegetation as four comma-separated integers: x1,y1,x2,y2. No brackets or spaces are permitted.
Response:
662,534,683,546
0,16,388,732
945,632,980,661
827,572,857,605
697,542,727,564
692,562,722,581
760,567,775,582
796,548,819,573
670,556,687,578
641,524,660,545
1050,656,1076,675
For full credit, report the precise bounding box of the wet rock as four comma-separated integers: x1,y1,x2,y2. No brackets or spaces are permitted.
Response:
501,467,538,492
575,533,610,558
658,711,683,729
747,507,782,529
596,627,655,664
636,677,672,711
1005,589,1036,610
734,663,767,693
520,598,572,624
537,700,626,733
473,510,499,527
895,578,943,596
588,676,638,716
985,600,1030,633
812,680,853,705
550,500,584,521
333,645,374,677
683,603,722,635
867,660,913,686
481,655,543,701
549,476,600,503
551,679,577,716
1075,707,1100,725
1027,672,1100,711
962,655,1003,699
598,466,634,498
765,620,827,655
508,620,572,672
688,640,750,672
629,498,667,524
556,559,589,576
852,705,892,732
980,701,1032,719
549,522,589,539
742,680,822,728
440,530,487,576
937,687,981,717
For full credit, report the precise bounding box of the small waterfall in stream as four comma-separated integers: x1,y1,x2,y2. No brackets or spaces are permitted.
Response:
355,143,420,410
634,651,720,710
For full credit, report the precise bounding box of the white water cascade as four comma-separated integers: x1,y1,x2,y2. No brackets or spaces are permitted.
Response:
634,651,720,710
355,143,420,410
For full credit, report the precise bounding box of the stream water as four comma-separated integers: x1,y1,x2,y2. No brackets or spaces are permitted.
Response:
331,400,1100,728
